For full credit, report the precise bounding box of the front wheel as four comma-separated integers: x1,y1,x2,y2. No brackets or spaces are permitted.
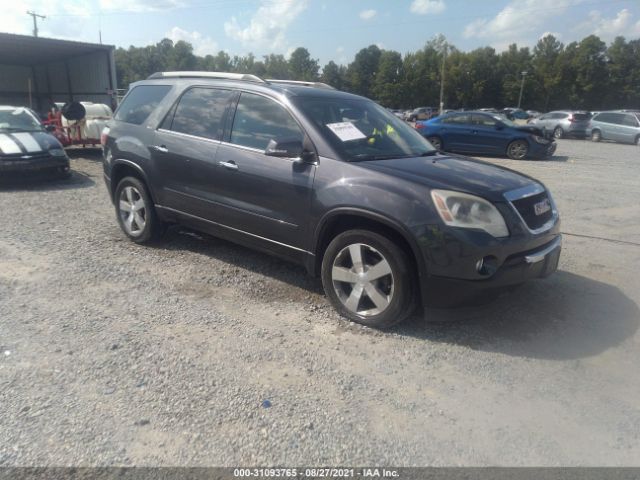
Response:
321,230,417,329
507,140,529,160
427,136,442,150
591,130,601,142
114,176,164,244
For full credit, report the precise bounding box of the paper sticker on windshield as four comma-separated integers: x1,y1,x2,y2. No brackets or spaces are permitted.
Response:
326,122,367,142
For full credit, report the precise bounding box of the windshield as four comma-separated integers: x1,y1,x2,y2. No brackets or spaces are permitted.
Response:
294,97,435,161
0,108,42,131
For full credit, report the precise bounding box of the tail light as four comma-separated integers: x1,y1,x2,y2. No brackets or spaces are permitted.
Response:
100,126,110,146
414,122,425,130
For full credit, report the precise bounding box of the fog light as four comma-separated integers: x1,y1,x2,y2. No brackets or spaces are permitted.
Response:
475,258,484,272
476,255,498,276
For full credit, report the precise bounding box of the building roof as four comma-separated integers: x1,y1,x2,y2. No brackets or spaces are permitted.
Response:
0,32,113,66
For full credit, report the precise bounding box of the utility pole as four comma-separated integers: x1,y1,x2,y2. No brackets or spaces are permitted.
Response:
26,11,46,38
517,71,528,109
439,43,447,113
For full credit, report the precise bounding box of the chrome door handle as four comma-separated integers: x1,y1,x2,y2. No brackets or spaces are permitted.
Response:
218,161,238,170
150,145,168,153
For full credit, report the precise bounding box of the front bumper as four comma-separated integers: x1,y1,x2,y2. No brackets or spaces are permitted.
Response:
530,141,556,158
423,234,561,307
0,155,69,173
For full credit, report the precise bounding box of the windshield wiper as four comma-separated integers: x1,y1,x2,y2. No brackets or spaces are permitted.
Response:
418,150,438,156
0,127,41,132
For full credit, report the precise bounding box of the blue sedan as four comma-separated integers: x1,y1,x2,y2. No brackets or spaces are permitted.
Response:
415,111,557,160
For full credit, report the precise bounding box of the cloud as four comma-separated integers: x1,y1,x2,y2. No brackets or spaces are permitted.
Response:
574,9,640,41
166,27,219,56
0,0,92,40
410,0,445,15
359,9,377,20
463,0,574,43
539,31,562,41
99,0,184,13
224,0,309,50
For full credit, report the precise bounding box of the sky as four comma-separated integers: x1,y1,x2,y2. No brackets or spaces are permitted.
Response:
2,0,640,66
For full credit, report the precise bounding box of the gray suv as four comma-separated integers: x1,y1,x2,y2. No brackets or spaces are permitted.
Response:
588,110,640,145
102,72,561,328
527,110,591,139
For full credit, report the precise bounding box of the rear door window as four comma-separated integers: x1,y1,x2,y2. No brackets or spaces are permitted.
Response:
470,114,497,127
441,114,469,124
167,87,234,140
115,85,171,125
230,92,303,151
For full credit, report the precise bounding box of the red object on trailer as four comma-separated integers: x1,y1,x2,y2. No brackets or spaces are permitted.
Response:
42,103,111,147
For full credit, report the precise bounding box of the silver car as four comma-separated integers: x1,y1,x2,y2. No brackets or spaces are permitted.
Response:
588,110,640,145
528,110,591,139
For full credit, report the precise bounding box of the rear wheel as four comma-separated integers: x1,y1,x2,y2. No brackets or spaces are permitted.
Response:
321,229,416,329
114,176,164,244
427,136,442,150
591,129,601,142
553,126,564,139
507,139,529,160
635,135,639,146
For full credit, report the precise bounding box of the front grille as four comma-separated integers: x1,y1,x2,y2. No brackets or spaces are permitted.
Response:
511,191,554,230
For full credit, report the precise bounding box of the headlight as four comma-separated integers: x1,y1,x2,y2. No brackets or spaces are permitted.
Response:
531,135,550,144
49,148,66,157
430,189,509,238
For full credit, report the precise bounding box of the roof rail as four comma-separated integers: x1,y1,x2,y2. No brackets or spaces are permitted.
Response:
147,71,265,83
266,79,336,90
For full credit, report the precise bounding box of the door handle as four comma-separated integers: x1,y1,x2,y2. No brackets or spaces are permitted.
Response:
219,161,238,170
150,145,168,153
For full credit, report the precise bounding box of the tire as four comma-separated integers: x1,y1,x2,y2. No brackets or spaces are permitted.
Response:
553,126,564,139
591,130,601,142
321,229,417,329
507,139,529,160
634,135,639,146
427,136,443,150
114,176,164,244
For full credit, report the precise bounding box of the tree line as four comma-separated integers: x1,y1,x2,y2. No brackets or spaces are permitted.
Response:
115,33,640,112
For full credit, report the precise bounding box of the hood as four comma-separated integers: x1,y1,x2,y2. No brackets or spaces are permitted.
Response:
515,125,550,138
0,130,62,157
357,153,538,202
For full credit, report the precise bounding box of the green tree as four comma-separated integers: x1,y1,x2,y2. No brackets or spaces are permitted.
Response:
372,50,403,107
346,45,382,98
288,47,319,81
321,61,347,90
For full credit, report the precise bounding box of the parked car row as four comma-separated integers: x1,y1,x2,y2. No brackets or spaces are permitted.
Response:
415,111,556,160
528,109,640,145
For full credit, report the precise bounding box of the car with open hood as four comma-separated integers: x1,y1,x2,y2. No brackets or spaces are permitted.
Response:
102,73,561,328
0,106,70,177
415,110,556,160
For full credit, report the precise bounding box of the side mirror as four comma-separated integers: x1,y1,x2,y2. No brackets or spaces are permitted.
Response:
45,124,56,132
265,138,314,162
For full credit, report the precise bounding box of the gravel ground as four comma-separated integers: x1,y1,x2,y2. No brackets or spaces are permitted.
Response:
1,140,639,466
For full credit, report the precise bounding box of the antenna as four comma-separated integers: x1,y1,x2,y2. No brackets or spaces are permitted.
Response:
26,10,46,38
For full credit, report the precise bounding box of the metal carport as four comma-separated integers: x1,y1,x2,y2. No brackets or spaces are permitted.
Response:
0,32,117,113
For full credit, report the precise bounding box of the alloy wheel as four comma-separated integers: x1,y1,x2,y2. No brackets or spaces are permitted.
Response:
331,243,394,316
508,141,528,159
119,186,147,236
